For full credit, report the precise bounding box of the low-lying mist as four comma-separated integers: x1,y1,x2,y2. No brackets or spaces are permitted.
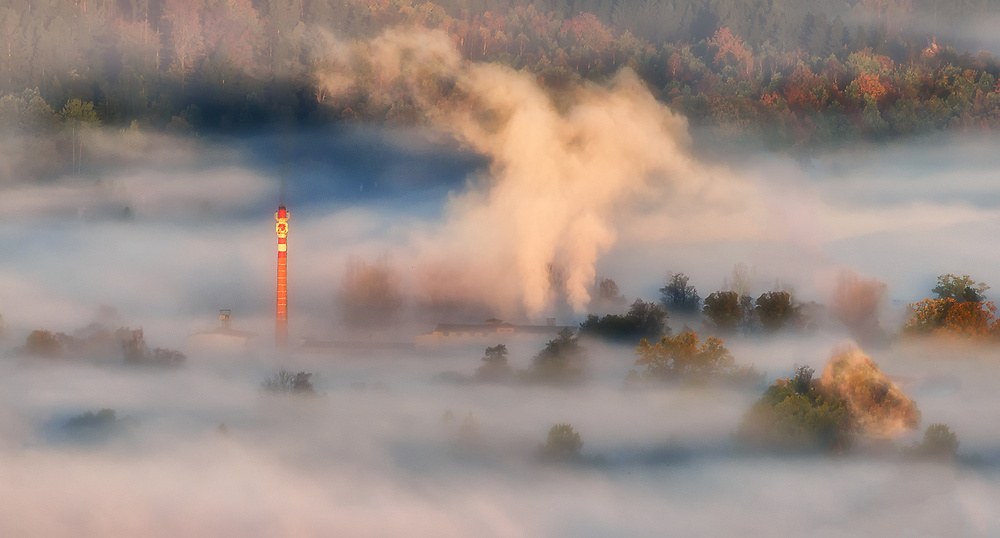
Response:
2,333,1000,536
4,54,1000,532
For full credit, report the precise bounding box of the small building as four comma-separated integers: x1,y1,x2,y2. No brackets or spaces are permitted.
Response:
415,318,573,347
188,309,256,353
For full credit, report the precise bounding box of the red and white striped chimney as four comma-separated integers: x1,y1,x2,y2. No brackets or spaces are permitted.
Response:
275,206,289,346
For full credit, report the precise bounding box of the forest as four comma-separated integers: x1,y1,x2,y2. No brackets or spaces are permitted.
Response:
3,0,1000,165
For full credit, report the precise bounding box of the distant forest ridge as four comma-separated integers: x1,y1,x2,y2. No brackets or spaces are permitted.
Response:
2,0,1000,154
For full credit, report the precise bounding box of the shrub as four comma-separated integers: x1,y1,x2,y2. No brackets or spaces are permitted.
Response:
62,408,137,442
65,408,119,429
261,370,316,394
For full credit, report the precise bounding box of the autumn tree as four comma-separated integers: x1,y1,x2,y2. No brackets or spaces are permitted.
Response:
708,27,753,78
632,330,761,384
903,275,998,340
560,13,613,70
782,64,830,113
903,298,998,339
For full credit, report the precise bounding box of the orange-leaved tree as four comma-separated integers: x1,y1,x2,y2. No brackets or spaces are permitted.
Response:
903,298,998,339
708,27,753,78
903,275,999,340
633,330,761,384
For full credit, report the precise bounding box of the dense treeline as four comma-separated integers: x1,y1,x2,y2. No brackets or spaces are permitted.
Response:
2,0,1000,154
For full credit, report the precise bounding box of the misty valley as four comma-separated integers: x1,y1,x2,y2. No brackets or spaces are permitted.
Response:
0,126,999,536
6,0,1000,533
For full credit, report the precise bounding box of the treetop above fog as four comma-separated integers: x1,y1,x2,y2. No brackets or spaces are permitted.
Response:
904,274,1000,341
932,274,989,303
739,346,919,453
631,329,762,385
579,299,668,343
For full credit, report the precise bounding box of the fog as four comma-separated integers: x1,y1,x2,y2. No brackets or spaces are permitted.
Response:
5,70,1000,537
3,336,1000,535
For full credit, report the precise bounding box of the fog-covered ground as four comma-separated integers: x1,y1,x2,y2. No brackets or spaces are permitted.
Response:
2,338,1000,536
3,129,1000,535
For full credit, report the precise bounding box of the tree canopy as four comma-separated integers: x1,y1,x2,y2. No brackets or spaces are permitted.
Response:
903,275,999,340
932,274,989,303
538,423,583,463
475,344,514,382
579,299,669,343
523,328,587,385
632,330,761,384
659,273,701,315
2,0,1000,162
737,365,853,453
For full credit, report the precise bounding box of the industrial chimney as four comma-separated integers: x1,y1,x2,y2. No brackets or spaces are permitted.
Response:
275,206,289,346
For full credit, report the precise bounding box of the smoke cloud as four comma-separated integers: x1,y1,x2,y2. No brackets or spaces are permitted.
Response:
312,27,764,318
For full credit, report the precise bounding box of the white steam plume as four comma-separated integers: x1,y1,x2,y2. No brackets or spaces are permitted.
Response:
311,28,762,318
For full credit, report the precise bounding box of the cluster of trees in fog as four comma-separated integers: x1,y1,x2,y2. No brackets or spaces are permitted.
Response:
2,0,1000,171
582,269,1000,347
581,269,808,344
737,356,967,461
629,330,763,385
902,273,1000,340
506,270,1000,396
465,308,762,388
459,330,966,460
261,369,317,393
15,319,185,367
60,408,139,444
459,328,586,385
